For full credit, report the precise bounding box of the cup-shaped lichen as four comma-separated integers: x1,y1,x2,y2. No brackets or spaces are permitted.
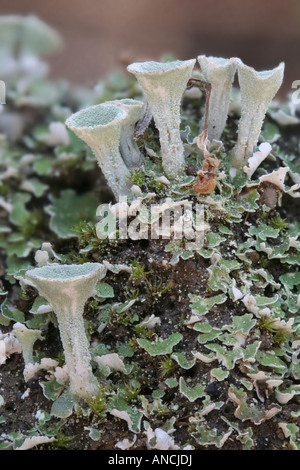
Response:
232,60,284,167
0,15,61,78
127,59,196,179
198,55,237,141
25,263,105,400
12,322,43,366
66,103,132,198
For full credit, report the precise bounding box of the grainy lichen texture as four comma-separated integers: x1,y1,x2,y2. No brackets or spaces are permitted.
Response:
12,322,43,366
198,55,236,141
232,60,285,167
26,263,104,400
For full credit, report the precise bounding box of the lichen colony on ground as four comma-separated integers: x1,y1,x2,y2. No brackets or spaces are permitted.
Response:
0,16,299,450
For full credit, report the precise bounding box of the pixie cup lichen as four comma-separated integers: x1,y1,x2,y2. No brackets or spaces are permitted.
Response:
232,60,285,167
0,15,61,79
114,98,144,168
12,322,43,367
197,55,237,141
127,59,196,179
25,263,105,400
66,103,133,198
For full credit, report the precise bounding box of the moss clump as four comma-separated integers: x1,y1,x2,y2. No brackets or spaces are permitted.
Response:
0,18,300,450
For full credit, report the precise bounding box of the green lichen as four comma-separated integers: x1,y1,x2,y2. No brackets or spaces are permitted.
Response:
137,333,183,357
1,19,300,450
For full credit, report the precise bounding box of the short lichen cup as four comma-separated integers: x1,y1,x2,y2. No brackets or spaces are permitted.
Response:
66,103,132,199
114,98,144,168
127,59,196,179
25,263,105,400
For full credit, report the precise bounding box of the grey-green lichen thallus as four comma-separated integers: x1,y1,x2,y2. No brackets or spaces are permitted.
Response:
66,103,133,199
25,263,105,400
66,56,286,195
12,322,43,367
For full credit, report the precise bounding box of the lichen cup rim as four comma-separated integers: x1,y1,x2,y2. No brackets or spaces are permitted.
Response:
66,102,127,131
127,59,196,76
26,262,104,283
